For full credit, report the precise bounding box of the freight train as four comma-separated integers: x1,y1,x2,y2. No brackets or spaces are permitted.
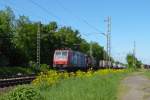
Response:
53,49,96,71
144,64,150,69
53,48,126,71
99,60,126,69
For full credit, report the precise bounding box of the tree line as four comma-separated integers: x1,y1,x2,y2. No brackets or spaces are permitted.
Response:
126,53,142,69
0,7,108,67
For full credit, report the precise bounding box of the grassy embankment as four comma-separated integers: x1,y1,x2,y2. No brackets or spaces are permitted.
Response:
0,69,131,100
40,72,127,100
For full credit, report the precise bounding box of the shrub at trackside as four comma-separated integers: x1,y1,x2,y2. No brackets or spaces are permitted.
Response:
1,85,43,100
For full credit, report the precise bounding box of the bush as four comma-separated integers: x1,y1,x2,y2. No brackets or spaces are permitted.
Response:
32,70,61,89
39,64,49,72
29,62,49,73
3,85,43,100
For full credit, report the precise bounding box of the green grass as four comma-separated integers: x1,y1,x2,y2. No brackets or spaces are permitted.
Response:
0,66,34,75
143,70,150,78
0,70,129,100
40,73,127,100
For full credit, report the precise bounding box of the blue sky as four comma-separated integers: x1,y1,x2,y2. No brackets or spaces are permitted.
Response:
0,0,150,64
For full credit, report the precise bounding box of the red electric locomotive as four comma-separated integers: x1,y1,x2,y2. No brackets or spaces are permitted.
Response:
53,49,94,70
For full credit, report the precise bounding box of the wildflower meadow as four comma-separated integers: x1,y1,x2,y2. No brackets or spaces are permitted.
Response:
0,69,130,100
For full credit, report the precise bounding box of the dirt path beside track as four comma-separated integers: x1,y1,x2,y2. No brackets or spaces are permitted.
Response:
118,72,150,100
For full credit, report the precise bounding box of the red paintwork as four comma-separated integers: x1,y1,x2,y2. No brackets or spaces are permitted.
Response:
54,60,68,65
53,50,70,65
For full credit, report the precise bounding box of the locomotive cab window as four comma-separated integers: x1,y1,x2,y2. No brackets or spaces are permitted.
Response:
62,51,67,58
55,52,61,56
55,51,61,58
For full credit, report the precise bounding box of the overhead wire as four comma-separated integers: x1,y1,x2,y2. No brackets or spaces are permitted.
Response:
27,0,64,24
55,0,104,35
2,0,100,40
3,0,45,21
26,0,94,39
27,0,103,39
0,1,103,60
0,0,106,60
54,0,107,44
54,0,107,55
1,0,23,17
2,0,65,30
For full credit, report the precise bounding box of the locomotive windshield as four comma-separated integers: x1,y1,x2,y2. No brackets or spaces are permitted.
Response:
55,52,61,57
55,51,68,59
62,52,67,58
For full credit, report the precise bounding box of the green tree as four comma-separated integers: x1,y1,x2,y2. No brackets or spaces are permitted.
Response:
0,7,15,66
89,42,106,65
14,16,37,64
126,53,142,69
54,27,82,49
0,7,110,67
40,22,58,65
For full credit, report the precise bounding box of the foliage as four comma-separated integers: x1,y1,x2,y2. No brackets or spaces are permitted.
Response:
0,7,109,67
32,69,128,89
0,7,28,66
35,69,128,100
0,69,129,100
126,53,142,69
0,7,14,66
39,64,49,72
1,85,42,100
90,42,108,65
32,70,71,89
0,66,34,75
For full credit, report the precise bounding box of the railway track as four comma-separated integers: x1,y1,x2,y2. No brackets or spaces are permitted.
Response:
0,75,35,88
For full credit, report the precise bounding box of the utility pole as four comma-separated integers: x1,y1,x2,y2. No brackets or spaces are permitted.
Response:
108,16,111,64
105,16,111,68
133,41,136,57
133,41,136,68
90,41,93,58
37,22,41,70
102,46,105,60
90,41,95,67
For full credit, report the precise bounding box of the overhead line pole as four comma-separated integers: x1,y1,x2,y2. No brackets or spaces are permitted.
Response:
90,41,93,58
37,22,41,70
105,16,111,68
133,41,136,68
108,16,111,67
133,41,136,57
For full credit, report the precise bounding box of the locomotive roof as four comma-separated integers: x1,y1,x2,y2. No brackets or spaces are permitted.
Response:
55,49,87,56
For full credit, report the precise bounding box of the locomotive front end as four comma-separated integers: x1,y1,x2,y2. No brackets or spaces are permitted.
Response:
53,50,69,68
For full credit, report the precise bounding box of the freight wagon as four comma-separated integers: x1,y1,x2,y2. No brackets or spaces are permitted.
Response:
99,60,126,69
